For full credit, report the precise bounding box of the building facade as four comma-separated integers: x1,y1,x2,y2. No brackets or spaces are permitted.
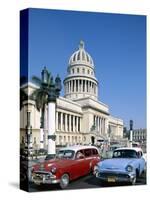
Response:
20,41,124,149
133,129,146,143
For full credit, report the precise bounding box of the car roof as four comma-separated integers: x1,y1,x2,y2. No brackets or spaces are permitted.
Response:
59,145,98,152
114,147,143,152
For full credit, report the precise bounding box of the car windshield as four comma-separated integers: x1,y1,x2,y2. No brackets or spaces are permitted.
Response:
56,150,75,159
113,149,138,158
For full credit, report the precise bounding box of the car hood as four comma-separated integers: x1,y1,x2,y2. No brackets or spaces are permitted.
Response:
33,159,74,171
98,158,136,171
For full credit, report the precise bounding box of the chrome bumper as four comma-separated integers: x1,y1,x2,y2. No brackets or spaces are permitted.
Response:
32,171,60,185
95,171,136,183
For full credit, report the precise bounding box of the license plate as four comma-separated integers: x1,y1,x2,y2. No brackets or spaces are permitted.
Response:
108,177,116,182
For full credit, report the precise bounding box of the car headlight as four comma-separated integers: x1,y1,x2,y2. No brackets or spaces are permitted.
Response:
51,167,57,174
93,165,99,174
126,165,133,172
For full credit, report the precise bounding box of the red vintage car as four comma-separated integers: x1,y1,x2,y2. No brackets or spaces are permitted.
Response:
32,145,100,189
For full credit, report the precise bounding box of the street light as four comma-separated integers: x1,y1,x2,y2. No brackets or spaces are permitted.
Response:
42,66,49,85
39,67,62,156
129,120,133,147
25,111,32,154
46,73,62,156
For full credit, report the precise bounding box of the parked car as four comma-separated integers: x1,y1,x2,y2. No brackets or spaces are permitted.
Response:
94,147,146,185
32,145,100,189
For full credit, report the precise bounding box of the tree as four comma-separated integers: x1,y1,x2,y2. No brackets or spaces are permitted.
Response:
31,67,51,149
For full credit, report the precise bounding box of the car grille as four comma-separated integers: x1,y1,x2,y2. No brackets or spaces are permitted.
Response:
33,171,52,181
98,172,129,179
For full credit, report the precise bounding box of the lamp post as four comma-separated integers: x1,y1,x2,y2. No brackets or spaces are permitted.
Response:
129,120,133,148
47,75,62,156
39,67,50,150
26,111,32,149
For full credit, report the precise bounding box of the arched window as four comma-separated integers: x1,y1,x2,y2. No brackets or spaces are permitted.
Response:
73,54,76,61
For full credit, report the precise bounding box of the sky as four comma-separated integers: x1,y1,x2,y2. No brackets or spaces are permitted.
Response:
23,8,146,129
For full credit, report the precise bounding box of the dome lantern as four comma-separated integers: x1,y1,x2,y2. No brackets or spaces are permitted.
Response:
79,40,85,49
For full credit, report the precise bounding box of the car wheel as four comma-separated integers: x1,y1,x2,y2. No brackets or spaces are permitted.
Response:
60,173,69,189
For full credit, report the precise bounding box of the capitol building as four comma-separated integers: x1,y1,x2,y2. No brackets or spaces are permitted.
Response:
20,41,124,149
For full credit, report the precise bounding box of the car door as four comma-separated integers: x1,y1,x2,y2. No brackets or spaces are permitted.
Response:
70,150,87,179
83,149,93,174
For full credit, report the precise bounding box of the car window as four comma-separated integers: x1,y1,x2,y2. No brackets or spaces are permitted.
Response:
113,150,138,158
76,150,85,159
84,149,92,157
92,149,98,155
56,150,75,159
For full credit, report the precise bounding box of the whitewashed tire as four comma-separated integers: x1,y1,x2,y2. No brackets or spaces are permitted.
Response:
60,174,69,189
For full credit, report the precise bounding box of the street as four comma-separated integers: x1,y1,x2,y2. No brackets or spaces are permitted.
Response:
29,171,146,192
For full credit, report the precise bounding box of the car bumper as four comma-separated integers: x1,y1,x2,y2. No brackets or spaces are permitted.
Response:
95,171,136,183
32,171,60,185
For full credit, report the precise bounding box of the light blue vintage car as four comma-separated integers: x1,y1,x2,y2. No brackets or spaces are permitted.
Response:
94,147,146,185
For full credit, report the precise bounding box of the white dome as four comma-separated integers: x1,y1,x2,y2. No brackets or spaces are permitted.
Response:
69,41,94,67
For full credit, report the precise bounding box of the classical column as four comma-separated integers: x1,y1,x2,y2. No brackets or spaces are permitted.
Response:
69,81,70,94
73,116,75,132
88,81,90,92
78,117,80,132
76,116,79,132
65,113,68,132
69,114,71,132
91,82,93,94
70,80,72,93
74,79,76,92
97,116,99,132
44,106,48,149
60,112,63,131
102,118,105,135
80,80,82,92
100,117,102,135
56,111,58,131
101,118,104,135
99,117,100,134
103,118,105,134
84,80,87,92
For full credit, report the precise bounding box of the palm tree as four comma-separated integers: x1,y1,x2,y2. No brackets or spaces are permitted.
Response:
31,67,51,150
